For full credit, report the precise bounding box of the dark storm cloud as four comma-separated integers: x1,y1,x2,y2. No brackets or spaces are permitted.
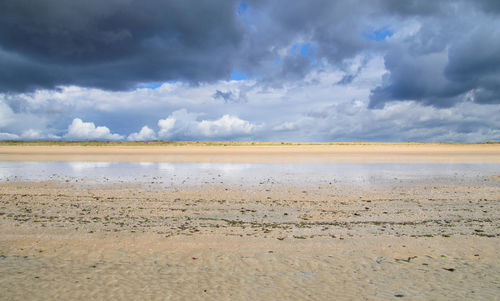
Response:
368,48,466,108
0,0,243,92
1,0,499,108
474,0,500,13
367,1,500,107
234,0,376,82
247,0,500,107
444,27,500,104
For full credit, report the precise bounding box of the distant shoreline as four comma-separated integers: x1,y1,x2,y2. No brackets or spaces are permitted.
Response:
1,141,499,163
0,140,499,146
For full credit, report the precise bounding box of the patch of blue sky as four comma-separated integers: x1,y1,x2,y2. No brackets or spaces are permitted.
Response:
362,26,394,41
138,82,163,89
300,43,316,59
230,69,247,81
290,42,317,60
237,2,248,16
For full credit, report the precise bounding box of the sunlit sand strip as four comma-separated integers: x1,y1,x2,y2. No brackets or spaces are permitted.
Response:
1,143,499,163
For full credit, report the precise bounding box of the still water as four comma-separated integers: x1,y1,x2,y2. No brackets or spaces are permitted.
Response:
0,161,498,187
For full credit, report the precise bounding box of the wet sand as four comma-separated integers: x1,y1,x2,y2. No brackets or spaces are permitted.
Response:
0,143,499,300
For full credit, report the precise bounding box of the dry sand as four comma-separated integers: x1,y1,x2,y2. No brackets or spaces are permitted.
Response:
1,142,499,163
0,143,499,300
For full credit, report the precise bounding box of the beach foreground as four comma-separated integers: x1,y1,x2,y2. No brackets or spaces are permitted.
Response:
0,143,499,300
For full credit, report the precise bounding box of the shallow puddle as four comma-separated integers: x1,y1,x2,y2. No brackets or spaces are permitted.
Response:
0,161,498,187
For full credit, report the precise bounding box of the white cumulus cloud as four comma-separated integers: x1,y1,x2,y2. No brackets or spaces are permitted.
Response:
127,126,157,141
0,132,20,140
157,109,199,139
197,114,256,137
64,118,123,140
20,129,44,140
157,117,176,138
156,109,257,140
0,99,16,128
0,129,60,140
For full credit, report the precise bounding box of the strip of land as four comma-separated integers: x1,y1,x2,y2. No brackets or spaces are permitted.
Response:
1,141,499,163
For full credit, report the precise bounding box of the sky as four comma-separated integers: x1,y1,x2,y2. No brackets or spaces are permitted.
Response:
0,0,499,142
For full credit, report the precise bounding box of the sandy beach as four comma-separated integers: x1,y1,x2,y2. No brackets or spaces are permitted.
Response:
0,143,499,300
1,142,500,163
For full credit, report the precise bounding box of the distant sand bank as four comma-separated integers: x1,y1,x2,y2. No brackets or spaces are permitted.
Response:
1,142,499,163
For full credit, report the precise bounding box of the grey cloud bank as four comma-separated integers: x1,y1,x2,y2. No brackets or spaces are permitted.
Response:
0,0,499,141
